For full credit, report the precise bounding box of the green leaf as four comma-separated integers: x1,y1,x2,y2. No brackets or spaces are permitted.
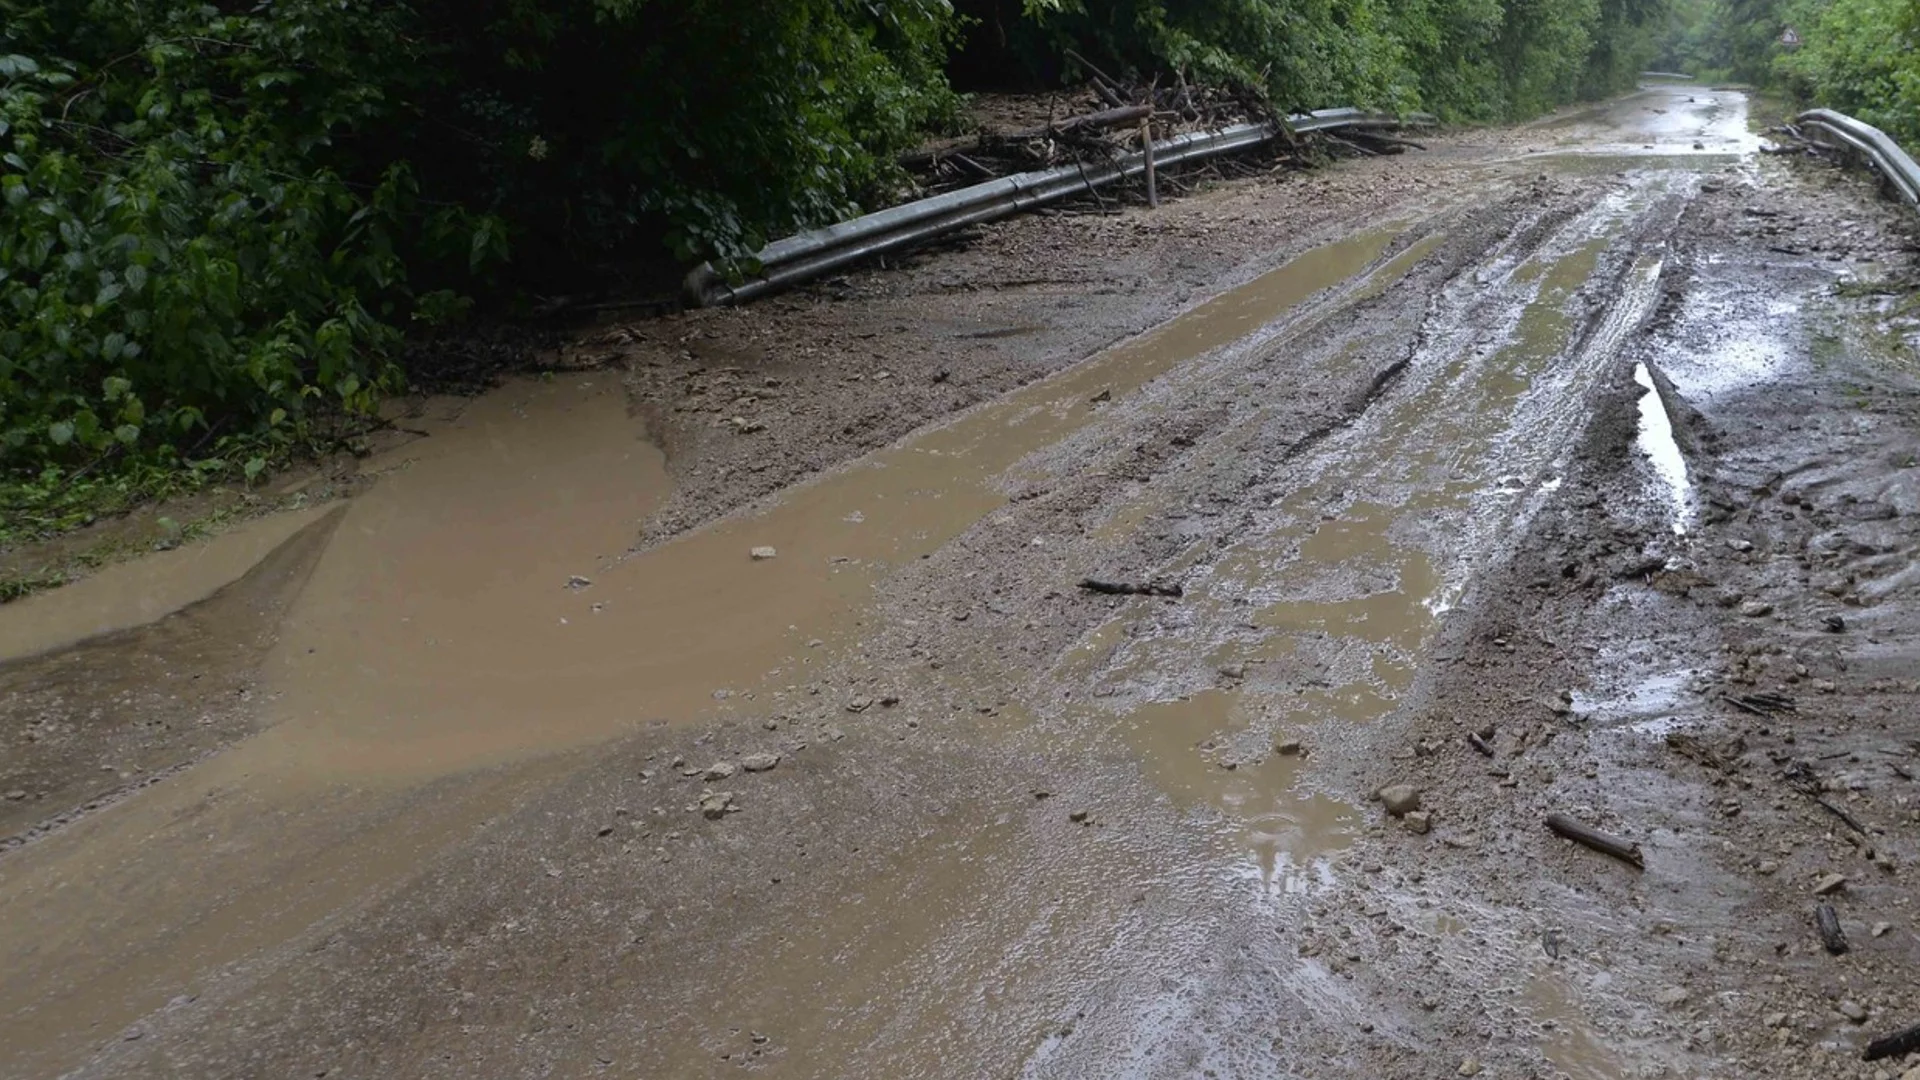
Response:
102,374,132,399
48,420,74,446
243,456,266,482
269,408,287,426
114,424,141,445
124,264,149,294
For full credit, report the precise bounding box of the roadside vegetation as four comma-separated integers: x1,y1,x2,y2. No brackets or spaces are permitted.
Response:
1,0,1672,556
1657,0,1920,142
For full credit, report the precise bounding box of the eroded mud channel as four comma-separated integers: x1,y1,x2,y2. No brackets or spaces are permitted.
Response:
4,81,1918,1080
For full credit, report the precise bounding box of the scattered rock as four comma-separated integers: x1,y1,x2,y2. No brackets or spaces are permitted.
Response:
1217,663,1247,680
1376,784,1422,817
3,790,24,801
750,546,778,561
1763,1011,1788,1028
740,752,781,773
1872,921,1893,938
1655,986,1691,1007
1274,739,1304,757
704,762,737,781
846,696,874,713
1839,1000,1869,1024
1403,810,1433,835
699,791,736,819
1727,538,1754,552
1458,1060,1482,1078
1814,873,1848,895
565,574,593,589
1824,614,1848,633
1069,809,1090,824
1739,601,1775,618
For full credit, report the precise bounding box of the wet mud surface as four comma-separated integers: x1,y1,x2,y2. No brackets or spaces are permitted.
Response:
5,84,1920,1079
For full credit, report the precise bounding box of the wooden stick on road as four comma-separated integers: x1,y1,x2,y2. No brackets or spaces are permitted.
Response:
1546,813,1645,869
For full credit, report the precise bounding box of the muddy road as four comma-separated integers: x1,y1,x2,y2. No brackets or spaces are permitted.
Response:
4,83,1920,1079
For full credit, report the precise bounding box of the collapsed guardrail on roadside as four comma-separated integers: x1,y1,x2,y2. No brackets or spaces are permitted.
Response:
684,108,1435,308
1795,109,1920,209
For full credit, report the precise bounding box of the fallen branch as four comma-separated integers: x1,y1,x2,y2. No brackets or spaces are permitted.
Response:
1467,732,1495,757
1865,1022,1920,1062
1546,813,1644,869
1000,104,1155,142
1063,49,1129,108
1816,903,1850,955
1811,794,1871,840
1079,578,1184,598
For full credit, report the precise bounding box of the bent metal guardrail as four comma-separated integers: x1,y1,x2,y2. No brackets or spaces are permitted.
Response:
684,108,1435,308
1796,109,1920,209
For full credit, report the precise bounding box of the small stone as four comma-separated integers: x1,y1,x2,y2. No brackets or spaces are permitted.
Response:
1824,614,1848,633
1762,1011,1787,1028
1871,921,1893,938
1069,809,1090,824
846,696,874,713
565,574,593,590
1813,873,1848,895
1403,811,1433,835
1458,1060,1482,1078
750,546,778,561
3,790,24,801
1838,1000,1868,1024
122,1028,144,1042
1655,987,1691,1007
1740,601,1775,618
699,791,735,819
1728,538,1754,552
1757,860,1780,875
741,752,780,773
1218,663,1247,680
1275,739,1304,757
703,762,737,781
1376,784,1422,817
596,825,614,837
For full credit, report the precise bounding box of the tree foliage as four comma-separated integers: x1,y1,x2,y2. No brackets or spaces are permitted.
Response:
2,0,1671,504
1656,0,1920,144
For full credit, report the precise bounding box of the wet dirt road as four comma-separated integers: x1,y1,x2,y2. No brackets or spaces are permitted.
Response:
4,84,1919,1079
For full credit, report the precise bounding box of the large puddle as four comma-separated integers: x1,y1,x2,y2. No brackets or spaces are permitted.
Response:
0,222,1442,1077
252,222,1426,786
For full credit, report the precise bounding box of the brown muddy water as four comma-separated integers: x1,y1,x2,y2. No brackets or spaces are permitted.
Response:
0,220,1448,1077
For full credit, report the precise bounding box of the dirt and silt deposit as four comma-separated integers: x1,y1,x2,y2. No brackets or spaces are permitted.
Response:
2,83,1919,1079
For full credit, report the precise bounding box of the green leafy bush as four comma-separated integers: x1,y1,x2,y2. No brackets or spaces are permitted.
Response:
0,0,958,500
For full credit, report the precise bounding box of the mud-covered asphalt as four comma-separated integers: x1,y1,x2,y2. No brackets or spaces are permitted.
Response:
3,84,1919,1079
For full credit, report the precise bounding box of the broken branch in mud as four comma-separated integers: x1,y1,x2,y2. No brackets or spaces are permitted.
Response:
1078,578,1184,599
1816,903,1850,955
1864,1022,1920,1062
1546,813,1645,869
1467,731,1495,757
1811,794,1872,840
